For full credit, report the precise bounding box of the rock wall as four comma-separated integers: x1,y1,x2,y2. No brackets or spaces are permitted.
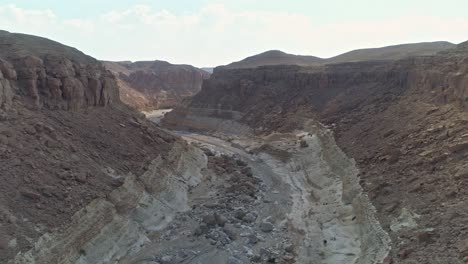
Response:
104,60,210,110
0,59,15,110
170,53,468,132
0,55,118,110
0,31,119,111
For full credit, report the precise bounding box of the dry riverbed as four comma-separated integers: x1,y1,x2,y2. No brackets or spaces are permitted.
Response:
123,120,390,264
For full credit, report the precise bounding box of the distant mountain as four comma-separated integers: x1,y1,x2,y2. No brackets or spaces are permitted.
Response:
103,60,210,110
223,50,324,69
222,41,456,69
327,41,456,63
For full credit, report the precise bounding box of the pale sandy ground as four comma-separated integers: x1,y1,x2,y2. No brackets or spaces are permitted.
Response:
143,109,173,124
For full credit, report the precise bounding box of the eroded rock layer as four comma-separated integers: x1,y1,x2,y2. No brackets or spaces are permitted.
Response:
104,60,210,110
164,44,468,263
0,30,118,111
0,31,181,263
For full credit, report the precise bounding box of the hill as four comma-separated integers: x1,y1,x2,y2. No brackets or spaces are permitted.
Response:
222,41,456,69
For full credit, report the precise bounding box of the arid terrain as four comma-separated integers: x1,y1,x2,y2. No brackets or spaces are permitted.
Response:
164,40,468,264
2,25,468,264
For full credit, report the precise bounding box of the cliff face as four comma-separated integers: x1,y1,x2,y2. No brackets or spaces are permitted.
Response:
0,30,119,111
164,47,468,263
104,60,210,110
0,31,182,263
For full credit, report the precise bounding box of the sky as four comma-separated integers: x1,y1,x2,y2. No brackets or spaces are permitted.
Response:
0,0,467,67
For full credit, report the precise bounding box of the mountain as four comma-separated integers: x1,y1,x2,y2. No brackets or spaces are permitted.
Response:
327,41,456,63
223,50,324,69
222,41,456,69
0,30,189,263
103,60,210,110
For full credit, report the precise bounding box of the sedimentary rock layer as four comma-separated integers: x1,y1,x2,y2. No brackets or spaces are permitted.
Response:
164,44,468,263
104,60,210,110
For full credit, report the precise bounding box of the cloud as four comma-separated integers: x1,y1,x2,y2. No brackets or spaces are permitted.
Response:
0,4,467,67
0,4,57,29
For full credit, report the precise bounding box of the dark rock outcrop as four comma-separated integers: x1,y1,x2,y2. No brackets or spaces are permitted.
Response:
0,30,119,111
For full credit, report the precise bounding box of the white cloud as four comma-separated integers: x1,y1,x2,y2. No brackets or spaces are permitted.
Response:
64,19,95,33
0,4,467,67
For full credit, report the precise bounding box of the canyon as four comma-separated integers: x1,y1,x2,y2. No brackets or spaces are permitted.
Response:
1,27,468,264
104,61,210,111
164,40,468,263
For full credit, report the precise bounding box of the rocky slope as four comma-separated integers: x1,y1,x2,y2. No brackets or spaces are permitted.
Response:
222,41,455,69
104,60,210,110
164,42,468,263
0,30,190,263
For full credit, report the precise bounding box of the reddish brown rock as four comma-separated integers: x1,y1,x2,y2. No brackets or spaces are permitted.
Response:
104,60,210,110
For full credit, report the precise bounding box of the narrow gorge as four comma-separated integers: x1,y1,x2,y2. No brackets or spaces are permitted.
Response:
1,26,468,264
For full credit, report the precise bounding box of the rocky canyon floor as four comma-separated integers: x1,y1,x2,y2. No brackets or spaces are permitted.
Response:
110,111,390,264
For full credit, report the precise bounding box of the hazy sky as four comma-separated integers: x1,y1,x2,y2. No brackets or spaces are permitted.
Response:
1,0,467,67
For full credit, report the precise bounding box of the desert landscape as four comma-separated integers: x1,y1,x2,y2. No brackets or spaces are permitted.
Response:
1,1,468,264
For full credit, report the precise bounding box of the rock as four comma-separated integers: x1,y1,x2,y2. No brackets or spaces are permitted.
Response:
193,224,209,236
206,230,231,245
250,255,262,263
241,167,253,177
236,159,247,167
458,238,468,256
398,248,413,259
203,202,220,209
383,255,393,264
417,230,438,244
299,139,308,148
227,256,243,264
201,148,215,156
160,255,173,264
283,243,294,253
75,173,87,183
259,222,274,233
449,141,468,153
234,209,247,220
223,224,238,240
259,248,272,259
19,188,41,201
242,212,258,223
247,233,258,244
214,213,228,226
